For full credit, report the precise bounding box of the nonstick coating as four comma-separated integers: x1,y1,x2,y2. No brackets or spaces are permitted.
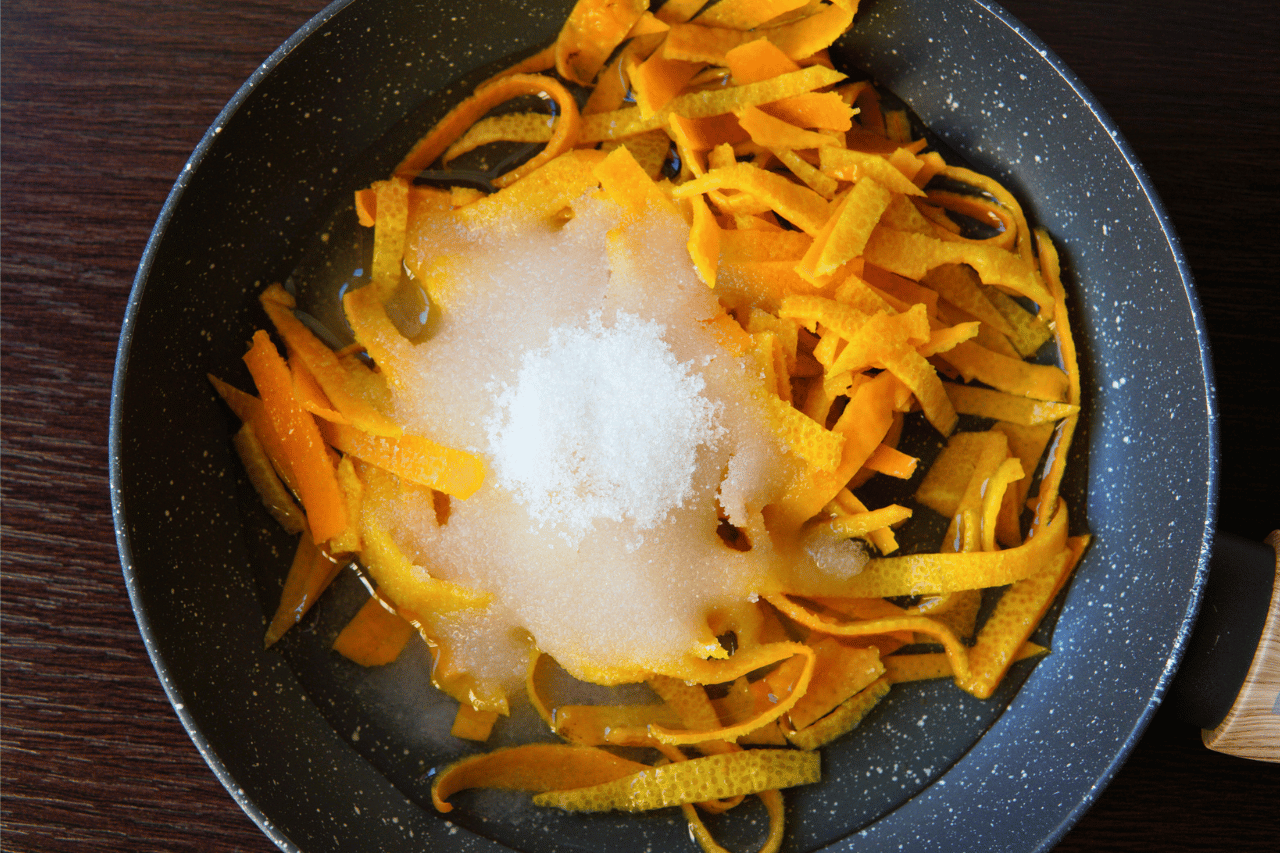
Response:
110,1,1216,851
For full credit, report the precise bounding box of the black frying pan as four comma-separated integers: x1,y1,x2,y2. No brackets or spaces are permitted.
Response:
109,1,1226,850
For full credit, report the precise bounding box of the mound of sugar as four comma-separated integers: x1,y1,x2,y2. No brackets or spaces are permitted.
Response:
378,190,800,692
487,312,722,546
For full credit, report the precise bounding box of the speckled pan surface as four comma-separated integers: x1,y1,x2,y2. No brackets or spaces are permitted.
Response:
110,1,1217,852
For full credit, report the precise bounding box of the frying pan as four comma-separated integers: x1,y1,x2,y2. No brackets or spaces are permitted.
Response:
108,0,1244,850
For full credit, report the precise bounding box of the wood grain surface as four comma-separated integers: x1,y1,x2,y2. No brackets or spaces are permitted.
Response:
3,1,1277,851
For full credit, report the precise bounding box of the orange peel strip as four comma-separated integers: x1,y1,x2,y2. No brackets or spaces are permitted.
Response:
921,263,1016,335
242,331,348,543
673,162,831,235
827,503,912,538
771,147,840,198
532,749,820,812
332,593,415,667
264,528,344,647
697,0,812,30
939,339,1070,403
579,65,846,143
259,284,400,437
762,92,855,131
819,147,926,197
1031,229,1082,528
431,744,650,812
724,37,801,84
450,703,501,742
683,788,786,853
736,105,841,151
231,422,306,535
785,638,884,730
943,382,1078,425
443,112,555,163
553,704,683,746
958,533,1089,698
765,594,974,685
394,73,581,189
555,0,649,85
979,457,1026,552
319,420,484,500
884,641,1047,684
786,674,891,751
625,642,817,745
784,498,1069,599
863,443,918,479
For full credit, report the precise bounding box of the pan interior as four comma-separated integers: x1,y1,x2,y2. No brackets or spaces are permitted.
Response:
111,1,1214,852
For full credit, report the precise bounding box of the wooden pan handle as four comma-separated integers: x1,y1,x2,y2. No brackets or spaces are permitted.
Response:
1201,530,1280,761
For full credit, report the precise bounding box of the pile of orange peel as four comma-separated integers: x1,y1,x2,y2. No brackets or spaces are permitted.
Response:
208,1,1092,851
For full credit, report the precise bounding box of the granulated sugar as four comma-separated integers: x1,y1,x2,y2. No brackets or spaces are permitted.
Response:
487,311,722,546
372,190,801,694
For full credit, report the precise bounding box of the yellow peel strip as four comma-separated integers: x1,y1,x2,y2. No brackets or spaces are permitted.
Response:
532,749,820,812
431,744,650,812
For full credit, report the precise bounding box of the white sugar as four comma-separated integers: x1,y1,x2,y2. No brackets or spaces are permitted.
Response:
487,311,722,546
377,191,802,692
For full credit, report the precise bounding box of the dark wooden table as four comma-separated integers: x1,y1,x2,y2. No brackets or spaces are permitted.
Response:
4,1,1277,850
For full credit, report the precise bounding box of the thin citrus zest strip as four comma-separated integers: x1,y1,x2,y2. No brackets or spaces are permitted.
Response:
915,430,1006,517
264,529,344,647
786,675,891,750
939,339,1070,403
762,92,855,131
979,457,1026,552
958,531,1088,698
449,148,608,231
683,788,786,853
394,73,581,188
1031,230,1081,529
319,420,484,500
764,594,973,685
368,177,410,301
631,49,702,118
532,749,820,811
555,0,649,85
920,263,1015,336
771,147,840,198
259,284,400,437
673,162,831,235
862,226,1051,308
944,382,1079,425
332,593,415,667
231,422,306,534
736,105,841,151
242,330,348,543
431,744,650,812
697,0,812,30
553,704,683,746
625,642,817,745
786,639,884,730
450,703,501,742
686,192,720,287
443,112,555,163
594,145,680,219
819,148,925,197
826,503,912,538
579,65,846,142
863,443,917,479
884,641,1047,684
783,499,1069,598
724,37,801,84
765,0,857,59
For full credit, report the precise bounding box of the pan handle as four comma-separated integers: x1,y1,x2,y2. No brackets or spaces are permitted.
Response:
1166,530,1280,762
